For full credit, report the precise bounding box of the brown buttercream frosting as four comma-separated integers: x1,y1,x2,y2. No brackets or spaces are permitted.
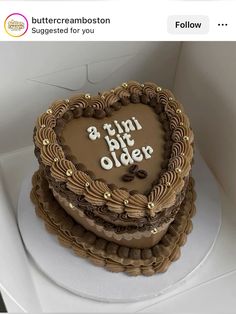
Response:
33,81,194,220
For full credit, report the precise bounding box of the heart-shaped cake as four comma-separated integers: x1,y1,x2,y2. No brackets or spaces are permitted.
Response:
32,80,196,276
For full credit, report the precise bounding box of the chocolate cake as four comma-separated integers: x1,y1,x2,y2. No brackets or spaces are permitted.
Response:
31,80,196,276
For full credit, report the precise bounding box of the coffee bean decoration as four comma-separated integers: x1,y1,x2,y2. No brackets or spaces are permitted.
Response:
129,164,139,174
136,169,148,179
122,173,135,182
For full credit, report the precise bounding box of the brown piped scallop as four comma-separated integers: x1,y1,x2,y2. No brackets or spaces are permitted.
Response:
130,93,140,103
140,94,148,104
83,107,94,117
150,97,157,107
155,104,163,114
54,126,62,136
106,242,119,255
163,121,170,132
71,224,85,237
159,112,167,122
94,109,106,119
141,248,153,260
120,97,130,106
104,107,113,116
118,246,130,258
73,107,83,118
62,111,74,121
111,102,122,111
95,238,107,250
56,118,66,128
85,232,96,244
129,248,141,260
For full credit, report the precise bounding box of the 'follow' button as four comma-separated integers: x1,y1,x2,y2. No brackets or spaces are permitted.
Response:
168,15,209,34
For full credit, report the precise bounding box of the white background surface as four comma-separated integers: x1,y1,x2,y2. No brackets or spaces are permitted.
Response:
1,41,236,312
174,42,236,207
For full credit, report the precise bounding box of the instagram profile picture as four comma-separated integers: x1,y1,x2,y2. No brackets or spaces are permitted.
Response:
4,13,28,37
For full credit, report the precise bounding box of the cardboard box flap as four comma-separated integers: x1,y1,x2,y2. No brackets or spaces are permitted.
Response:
28,65,87,91
87,55,134,84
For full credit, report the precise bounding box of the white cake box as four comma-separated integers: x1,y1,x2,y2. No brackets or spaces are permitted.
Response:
1,42,236,312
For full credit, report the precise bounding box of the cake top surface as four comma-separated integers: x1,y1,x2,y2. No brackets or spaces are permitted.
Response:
34,80,194,219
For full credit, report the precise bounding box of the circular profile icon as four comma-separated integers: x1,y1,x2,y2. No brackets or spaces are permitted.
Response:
4,13,28,37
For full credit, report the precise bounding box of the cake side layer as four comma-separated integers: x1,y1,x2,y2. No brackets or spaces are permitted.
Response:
45,170,189,231
52,188,171,248
31,169,196,276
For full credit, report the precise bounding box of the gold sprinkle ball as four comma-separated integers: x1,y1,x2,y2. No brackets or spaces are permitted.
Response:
147,202,155,210
166,182,171,187
180,122,184,126
46,109,53,114
41,124,46,128
64,99,70,104
104,191,111,199
54,157,59,162
183,136,189,141
169,97,173,101
43,139,50,146
85,93,91,99
123,199,129,206
151,228,158,234
140,83,144,88
156,87,162,92
176,109,182,114
122,82,128,88
66,169,73,176
175,167,182,174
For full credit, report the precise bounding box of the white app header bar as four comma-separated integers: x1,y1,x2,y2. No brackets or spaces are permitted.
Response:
1,0,235,41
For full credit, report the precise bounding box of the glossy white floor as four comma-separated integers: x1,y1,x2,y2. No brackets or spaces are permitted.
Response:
1,146,236,312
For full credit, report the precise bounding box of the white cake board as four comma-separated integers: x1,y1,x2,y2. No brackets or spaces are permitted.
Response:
17,150,221,303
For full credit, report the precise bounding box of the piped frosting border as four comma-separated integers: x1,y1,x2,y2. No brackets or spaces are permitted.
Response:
34,81,194,218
